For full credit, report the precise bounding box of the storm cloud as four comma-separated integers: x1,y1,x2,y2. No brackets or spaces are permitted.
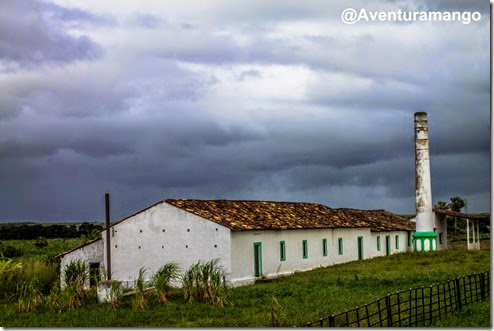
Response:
0,0,489,222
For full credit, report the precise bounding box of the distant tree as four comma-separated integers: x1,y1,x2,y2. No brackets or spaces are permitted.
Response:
449,197,465,212
0,245,23,258
34,236,48,249
434,201,448,209
82,229,100,243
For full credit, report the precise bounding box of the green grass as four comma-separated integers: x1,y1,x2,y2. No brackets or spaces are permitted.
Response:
1,238,87,260
432,300,490,327
0,248,490,327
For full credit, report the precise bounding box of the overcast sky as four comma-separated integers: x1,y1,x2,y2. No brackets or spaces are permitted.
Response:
0,0,489,222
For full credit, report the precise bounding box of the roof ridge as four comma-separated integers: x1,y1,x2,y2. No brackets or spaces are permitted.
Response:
164,198,330,206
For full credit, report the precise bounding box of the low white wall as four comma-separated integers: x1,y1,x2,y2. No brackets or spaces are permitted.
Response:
230,228,411,285
103,202,231,287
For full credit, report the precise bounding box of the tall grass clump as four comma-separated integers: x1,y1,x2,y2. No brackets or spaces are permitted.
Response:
0,254,23,299
109,281,123,309
182,259,229,307
151,262,180,303
133,267,148,310
60,259,88,309
17,277,44,312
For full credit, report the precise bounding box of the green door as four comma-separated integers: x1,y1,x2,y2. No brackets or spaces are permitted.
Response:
357,236,364,260
386,235,390,256
253,242,262,277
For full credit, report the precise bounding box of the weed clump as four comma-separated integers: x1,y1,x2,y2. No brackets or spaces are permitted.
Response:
133,267,148,310
182,259,229,307
151,262,180,303
108,280,123,309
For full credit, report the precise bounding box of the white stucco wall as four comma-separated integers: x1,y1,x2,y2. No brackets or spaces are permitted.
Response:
103,202,231,286
59,238,104,289
230,227,411,285
434,213,447,250
370,231,413,258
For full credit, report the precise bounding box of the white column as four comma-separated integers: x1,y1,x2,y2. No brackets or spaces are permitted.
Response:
477,221,480,244
472,221,476,244
466,219,470,249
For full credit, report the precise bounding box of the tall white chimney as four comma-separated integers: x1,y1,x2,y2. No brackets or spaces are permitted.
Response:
413,112,437,252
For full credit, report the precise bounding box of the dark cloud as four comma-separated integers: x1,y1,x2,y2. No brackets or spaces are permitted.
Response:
0,0,103,68
0,0,489,221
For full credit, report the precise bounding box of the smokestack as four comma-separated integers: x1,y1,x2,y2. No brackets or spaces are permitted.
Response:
105,193,111,279
413,112,437,252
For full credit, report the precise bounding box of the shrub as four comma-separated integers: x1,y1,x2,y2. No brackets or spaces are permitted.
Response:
182,259,229,307
34,237,48,249
151,262,180,303
1,245,23,258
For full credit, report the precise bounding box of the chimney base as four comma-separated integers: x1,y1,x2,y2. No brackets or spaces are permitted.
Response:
412,231,437,252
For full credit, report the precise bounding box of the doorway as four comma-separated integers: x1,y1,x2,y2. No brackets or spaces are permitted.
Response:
253,242,262,277
357,236,364,260
89,262,100,286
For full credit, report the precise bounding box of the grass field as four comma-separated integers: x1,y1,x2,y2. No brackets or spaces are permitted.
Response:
1,238,86,260
0,239,490,327
431,300,491,327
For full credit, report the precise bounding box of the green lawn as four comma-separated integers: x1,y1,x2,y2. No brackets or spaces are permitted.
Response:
0,247,490,327
432,300,490,327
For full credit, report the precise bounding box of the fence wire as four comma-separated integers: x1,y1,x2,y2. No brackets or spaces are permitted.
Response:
304,270,490,327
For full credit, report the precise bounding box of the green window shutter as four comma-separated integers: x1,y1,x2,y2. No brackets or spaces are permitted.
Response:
395,235,399,249
377,236,381,251
302,240,308,259
280,241,286,261
338,238,343,255
322,238,328,256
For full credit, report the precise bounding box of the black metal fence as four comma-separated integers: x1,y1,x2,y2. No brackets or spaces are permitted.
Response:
304,270,490,327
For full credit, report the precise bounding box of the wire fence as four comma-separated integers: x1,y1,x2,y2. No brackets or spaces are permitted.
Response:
303,270,490,327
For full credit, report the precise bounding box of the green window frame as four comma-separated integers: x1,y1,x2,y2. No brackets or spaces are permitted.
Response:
439,233,444,244
395,235,399,249
280,241,286,261
322,238,328,256
407,231,412,247
302,240,308,259
338,238,343,255
377,236,381,251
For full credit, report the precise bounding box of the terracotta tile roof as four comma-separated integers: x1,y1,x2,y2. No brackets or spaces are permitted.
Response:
337,208,415,232
433,209,489,220
165,199,415,232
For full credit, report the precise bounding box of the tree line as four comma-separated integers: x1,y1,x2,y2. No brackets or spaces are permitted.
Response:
0,222,103,240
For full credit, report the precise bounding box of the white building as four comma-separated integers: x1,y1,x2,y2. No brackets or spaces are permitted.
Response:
56,199,416,287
